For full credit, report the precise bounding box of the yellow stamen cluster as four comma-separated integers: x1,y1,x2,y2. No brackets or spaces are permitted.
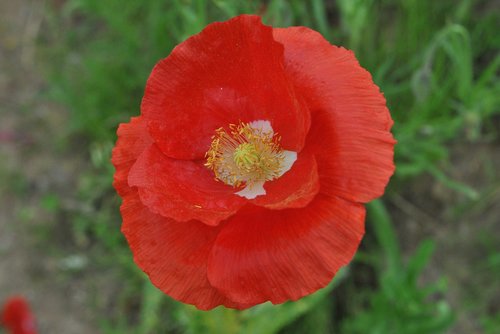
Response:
205,122,285,188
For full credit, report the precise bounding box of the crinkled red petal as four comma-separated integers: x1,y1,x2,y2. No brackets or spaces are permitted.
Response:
112,117,250,309
142,15,310,160
251,149,320,209
121,190,252,310
274,27,396,203
111,116,153,197
207,195,365,305
128,144,246,226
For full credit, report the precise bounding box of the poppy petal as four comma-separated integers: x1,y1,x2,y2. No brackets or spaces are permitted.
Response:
251,149,320,209
128,144,246,226
274,27,396,203
113,117,250,309
142,15,310,160
207,195,365,305
121,190,248,310
111,116,153,197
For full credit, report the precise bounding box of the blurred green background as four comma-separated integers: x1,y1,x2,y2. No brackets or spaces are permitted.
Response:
0,0,498,333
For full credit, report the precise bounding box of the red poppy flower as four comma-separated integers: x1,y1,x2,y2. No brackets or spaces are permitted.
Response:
112,15,395,310
1,296,37,334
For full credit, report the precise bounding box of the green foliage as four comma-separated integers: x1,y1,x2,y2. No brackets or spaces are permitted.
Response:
176,269,346,334
482,313,500,334
341,201,454,334
39,0,499,333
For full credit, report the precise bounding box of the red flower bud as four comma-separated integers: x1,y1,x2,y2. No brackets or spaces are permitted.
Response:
1,297,37,334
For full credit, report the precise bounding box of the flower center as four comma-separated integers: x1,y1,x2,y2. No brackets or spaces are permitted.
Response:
205,121,285,188
233,143,260,170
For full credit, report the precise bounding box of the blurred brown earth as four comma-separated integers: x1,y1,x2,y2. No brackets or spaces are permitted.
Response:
0,0,98,332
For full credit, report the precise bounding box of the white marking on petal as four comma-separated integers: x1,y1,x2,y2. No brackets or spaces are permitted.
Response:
235,181,266,199
278,150,297,177
249,120,273,136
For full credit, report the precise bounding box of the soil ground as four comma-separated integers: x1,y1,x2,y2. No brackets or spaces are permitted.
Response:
0,1,98,332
